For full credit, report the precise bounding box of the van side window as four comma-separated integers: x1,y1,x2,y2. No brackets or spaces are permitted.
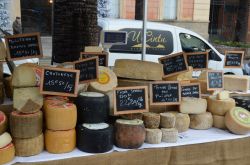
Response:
179,33,209,52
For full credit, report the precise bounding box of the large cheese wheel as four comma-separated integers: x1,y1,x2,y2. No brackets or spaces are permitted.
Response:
45,129,76,154
12,63,41,87
160,112,176,128
75,92,109,123
189,112,213,130
207,96,235,116
89,66,117,93
225,107,250,135
145,129,162,144
163,67,193,81
115,119,145,149
142,112,160,129
13,87,43,113
179,97,207,114
121,113,143,120
0,132,12,148
45,102,77,131
0,143,15,165
76,123,113,153
0,111,7,134
213,115,226,129
14,133,44,156
114,59,163,81
161,128,178,143
10,111,43,138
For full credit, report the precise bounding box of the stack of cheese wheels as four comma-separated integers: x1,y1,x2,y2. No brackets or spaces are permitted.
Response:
208,91,235,130
10,63,44,156
0,132,15,164
44,96,77,154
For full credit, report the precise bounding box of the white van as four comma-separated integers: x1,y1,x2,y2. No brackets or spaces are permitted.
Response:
98,18,243,75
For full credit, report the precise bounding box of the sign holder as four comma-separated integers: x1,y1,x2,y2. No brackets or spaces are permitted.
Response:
224,51,244,68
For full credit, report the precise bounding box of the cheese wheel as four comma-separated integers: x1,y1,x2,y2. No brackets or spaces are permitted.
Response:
0,143,15,165
163,67,193,81
13,87,43,113
207,96,235,116
115,119,145,149
160,112,176,128
89,66,117,93
45,129,76,154
75,92,109,123
161,128,178,143
216,91,230,100
142,112,160,129
10,111,43,138
114,59,163,81
225,107,250,135
189,112,213,130
213,115,226,129
76,123,113,153
14,133,44,156
224,75,249,92
0,111,7,134
179,97,207,114
0,132,12,148
121,113,143,120
45,102,77,131
145,129,162,144
174,112,190,133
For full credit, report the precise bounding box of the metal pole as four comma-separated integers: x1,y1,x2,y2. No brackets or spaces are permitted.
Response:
141,0,147,61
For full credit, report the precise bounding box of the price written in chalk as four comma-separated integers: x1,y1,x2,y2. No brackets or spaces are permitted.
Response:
80,52,108,66
181,83,201,98
207,71,223,90
224,51,244,68
186,52,208,70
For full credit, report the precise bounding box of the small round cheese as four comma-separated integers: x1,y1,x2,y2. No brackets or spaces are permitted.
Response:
207,96,235,116
213,115,226,129
142,112,160,129
189,112,213,130
161,128,178,143
145,129,162,144
160,112,176,128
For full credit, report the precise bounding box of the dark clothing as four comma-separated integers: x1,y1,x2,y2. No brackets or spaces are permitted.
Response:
12,20,22,34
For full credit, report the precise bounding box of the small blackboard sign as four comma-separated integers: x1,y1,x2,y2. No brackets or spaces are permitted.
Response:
181,83,201,98
74,57,98,83
159,52,188,78
224,51,244,68
114,86,148,115
40,67,80,97
80,52,108,66
5,32,43,60
207,70,223,90
150,81,181,105
186,52,208,70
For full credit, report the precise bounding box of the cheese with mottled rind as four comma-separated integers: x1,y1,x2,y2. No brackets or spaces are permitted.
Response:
189,112,213,130
145,128,162,144
179,97,207,114
142,112,160,129
161,128,178,143
160,112,176,128
207,96,235,116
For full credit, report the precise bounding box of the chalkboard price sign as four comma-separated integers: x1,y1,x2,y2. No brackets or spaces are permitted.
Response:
224,51,244,68
181,83,201,98
186,52,208,70
80,52,108,66
114,86,149,115
5,32,43,60
159,52,188,78
207,70,223,90
40,67,80,97
74,57,98,83
150,81,181,105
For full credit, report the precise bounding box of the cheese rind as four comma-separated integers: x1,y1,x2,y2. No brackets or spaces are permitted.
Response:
0,111,7,134
161,128,178,143
179,97,207,114
224,75,249,92
213,115,226,129
160,112,176,128
207,96,235,116
0,143,15,165
145,129,162,144
189,112,213,130
175,113,190,133
142,112,160,129
0,132,12,148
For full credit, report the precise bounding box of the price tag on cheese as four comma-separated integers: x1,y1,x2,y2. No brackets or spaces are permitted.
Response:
224,51,244,68
186,52,208,70
40,67,80,97
181,83,201,98
80,52,108,66
207,70,223,90
114,86,148,115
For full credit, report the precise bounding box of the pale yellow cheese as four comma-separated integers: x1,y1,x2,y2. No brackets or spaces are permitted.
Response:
224,75,249,92
207,96,235,116
160,112,176,128
213,115,226,129
161,128,178,143
145,128,162,144
216,91,230,100
0,132,12,148
179,97,207,114
189,112,213,130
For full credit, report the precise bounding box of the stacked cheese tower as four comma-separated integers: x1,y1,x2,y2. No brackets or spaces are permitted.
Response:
10,64,44,157
44,96,77,154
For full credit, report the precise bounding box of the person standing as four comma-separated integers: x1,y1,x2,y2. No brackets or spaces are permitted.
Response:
12,17,22,35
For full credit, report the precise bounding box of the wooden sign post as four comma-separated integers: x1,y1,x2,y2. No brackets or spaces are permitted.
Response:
181,83,201,98
150,81,181,105
40,67,80,97
114,86,148,115
159,52,188,78
224,51,244,68
80,52,108,66
5,32,43,60
185,52,208,70
74,57,98,83
207,70,223,90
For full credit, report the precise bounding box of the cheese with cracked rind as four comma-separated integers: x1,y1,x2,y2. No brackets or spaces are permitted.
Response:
179,97,207,114
189,112,213,130
142,112,160,129
207,96,235,116
145,129,162,144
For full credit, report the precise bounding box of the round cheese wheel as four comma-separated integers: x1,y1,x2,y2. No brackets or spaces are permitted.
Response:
225,107,250,135
76,123,113,153
189,112,213,130
115,119,145,149
145,129,162,144
0,111,7,134
44,96,69,110
0,132,12,148
160,112,176,128
0,143,15,165
45,102,77,131
213,115,226,129
142,112,160,129
14,133,44,156
10,111,43,138
161,128,178,143
175,112,190,133
45,129,76,154
207,96,235,116
121,113,143,120
75,92,109,123
179,97,207,114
